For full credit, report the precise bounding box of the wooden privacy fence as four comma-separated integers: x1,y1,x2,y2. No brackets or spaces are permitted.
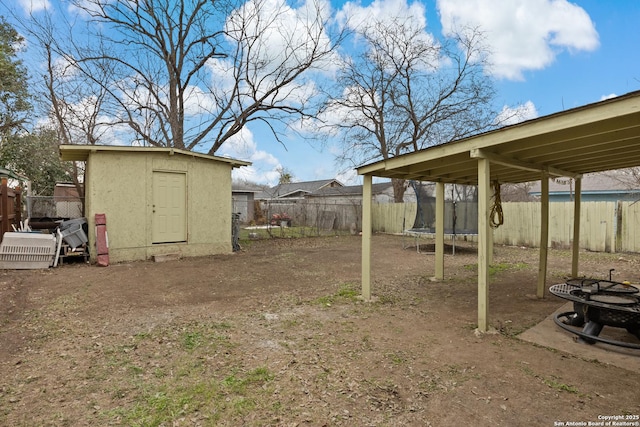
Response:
373,202,416,234
256,200,362,232
619,202,640,252
491,202,619,252
0,178,22,238
372,201,640,253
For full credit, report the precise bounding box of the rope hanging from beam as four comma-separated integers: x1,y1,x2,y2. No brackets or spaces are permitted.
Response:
490,180,504,228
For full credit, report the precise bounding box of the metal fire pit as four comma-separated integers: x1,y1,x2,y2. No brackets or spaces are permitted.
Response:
549,278,640,349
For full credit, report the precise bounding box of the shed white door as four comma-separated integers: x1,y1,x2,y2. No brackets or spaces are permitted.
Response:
152,171,187,243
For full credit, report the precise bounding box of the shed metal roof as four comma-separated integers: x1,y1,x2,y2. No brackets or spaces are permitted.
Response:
59,145,251,168
357,90,640,184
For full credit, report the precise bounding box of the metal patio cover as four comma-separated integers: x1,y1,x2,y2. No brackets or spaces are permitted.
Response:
357,90,640,333
357,90,640,184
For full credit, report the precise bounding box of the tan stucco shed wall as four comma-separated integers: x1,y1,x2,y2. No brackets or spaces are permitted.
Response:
84,150,234,263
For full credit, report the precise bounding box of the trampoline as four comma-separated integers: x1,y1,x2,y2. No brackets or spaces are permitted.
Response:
403,181,478,254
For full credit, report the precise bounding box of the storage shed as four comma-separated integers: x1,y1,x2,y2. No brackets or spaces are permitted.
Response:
60,145,250,263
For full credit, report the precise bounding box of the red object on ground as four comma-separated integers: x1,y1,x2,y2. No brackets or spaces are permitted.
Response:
95,213,109,267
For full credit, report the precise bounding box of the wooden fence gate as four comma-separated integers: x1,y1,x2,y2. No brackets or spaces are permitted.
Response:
1,178,22,238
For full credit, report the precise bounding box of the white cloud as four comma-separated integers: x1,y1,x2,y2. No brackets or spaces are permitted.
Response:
495,101,539,126
221,127,286,185
206,58,237,95
437,0,599,80
182,85,217,116
600,93,617,101
49,55,79,82
320,86,370,126
338,0,428,30
232,164,282,186
221,128,275,164
337,0,441,70
17,0,50,13
335,168,359,185
36,100,132,146
224,0,339,81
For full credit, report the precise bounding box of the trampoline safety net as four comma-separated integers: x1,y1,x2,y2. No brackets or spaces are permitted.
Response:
409,181,478,234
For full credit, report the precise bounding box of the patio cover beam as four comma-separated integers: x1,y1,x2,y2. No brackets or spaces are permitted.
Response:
469,149,581,179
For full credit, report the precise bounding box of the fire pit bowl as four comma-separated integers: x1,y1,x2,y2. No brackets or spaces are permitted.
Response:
549,279,640,349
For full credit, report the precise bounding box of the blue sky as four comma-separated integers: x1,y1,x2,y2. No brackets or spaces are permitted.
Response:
493,1,640,112
229,0,640,185
5,0,640,186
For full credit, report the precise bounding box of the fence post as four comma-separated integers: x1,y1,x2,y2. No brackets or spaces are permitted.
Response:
1,178,8,237
14,187,22,227
615,201,622,253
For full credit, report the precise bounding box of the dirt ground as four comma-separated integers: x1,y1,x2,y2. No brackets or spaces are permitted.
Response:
1,233,639,426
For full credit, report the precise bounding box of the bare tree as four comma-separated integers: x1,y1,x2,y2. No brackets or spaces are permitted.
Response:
604,168,640,193
18,12,119,201
499,182,535,202
58,0,343,154
326,18,501,202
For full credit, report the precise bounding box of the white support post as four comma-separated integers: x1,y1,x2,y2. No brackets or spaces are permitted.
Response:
361,175,373,300
488,223,494,265
435,182,445,280
477,159,491,332
571,177,582,277
537,175,549,298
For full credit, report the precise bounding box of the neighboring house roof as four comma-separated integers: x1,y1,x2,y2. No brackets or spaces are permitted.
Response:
232,183,265,193
306,182,394,197
529,173,640,197
59,145,251,168
259,179,343,199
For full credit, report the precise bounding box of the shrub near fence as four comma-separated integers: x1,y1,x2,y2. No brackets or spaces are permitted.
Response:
372,201,640,254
